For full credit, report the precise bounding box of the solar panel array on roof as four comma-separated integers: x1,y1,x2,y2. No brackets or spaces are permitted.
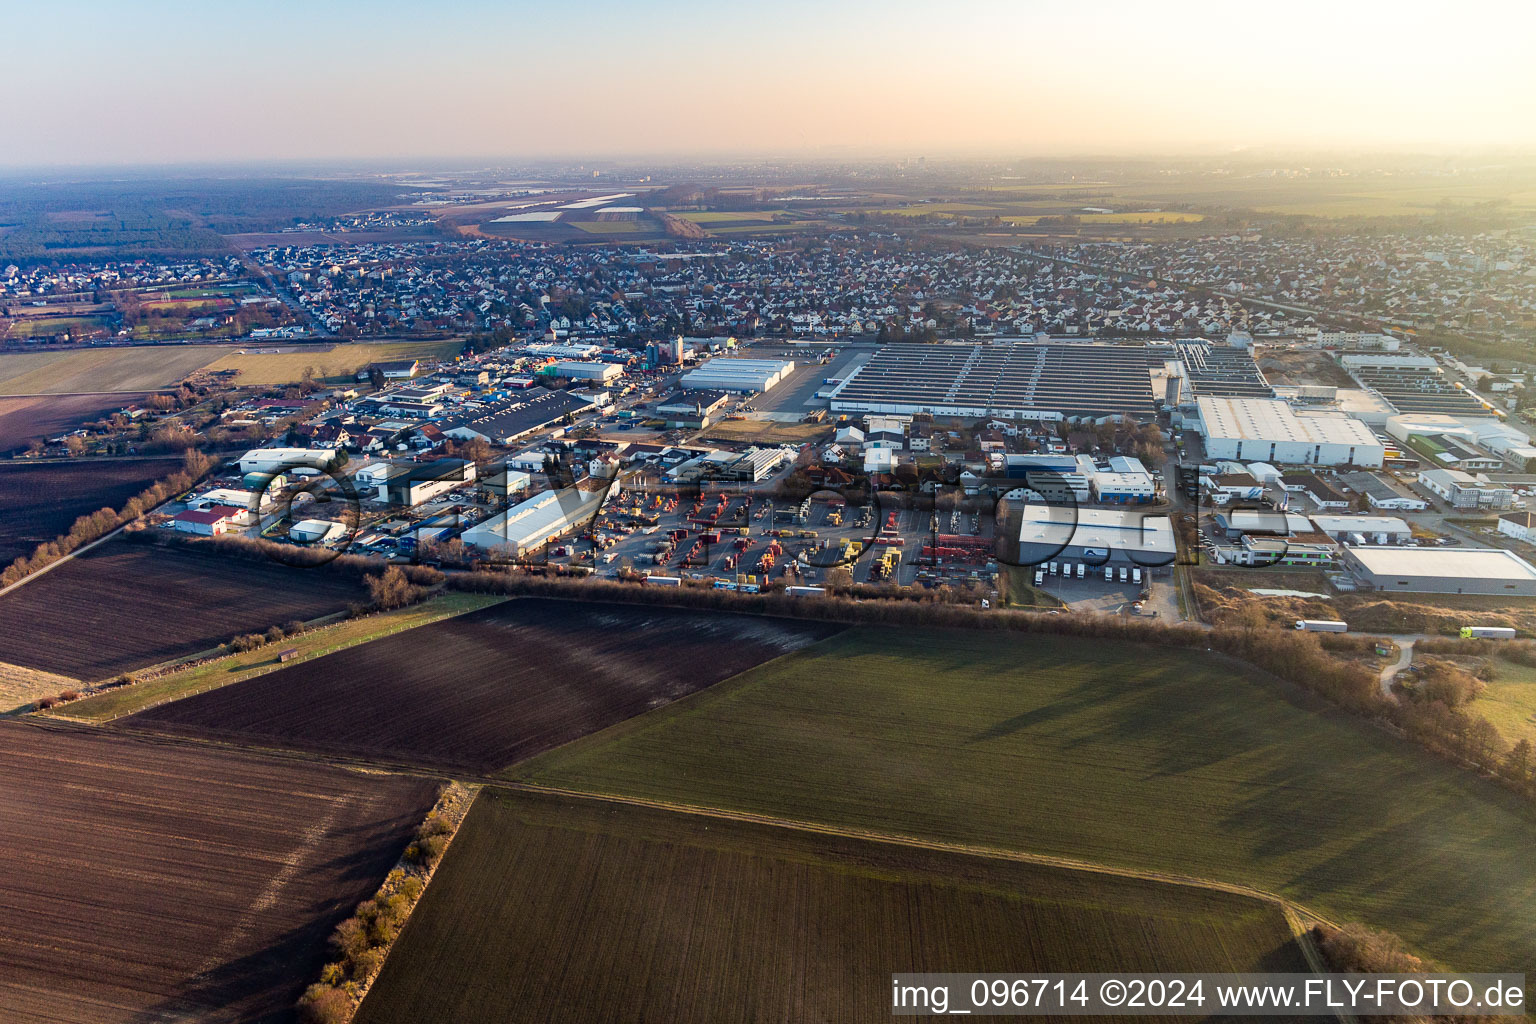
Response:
828,343,1156,418
1351,365,1487,416
1175,342,1274,398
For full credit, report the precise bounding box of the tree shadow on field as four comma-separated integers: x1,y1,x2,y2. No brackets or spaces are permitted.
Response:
126,795,432,1024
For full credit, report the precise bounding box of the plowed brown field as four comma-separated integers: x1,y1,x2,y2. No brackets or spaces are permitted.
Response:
0,721,437,1023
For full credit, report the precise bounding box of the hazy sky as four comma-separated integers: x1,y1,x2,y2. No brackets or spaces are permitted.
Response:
6,0,1533,165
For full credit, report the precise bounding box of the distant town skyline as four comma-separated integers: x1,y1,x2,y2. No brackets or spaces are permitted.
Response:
6,0,1534,166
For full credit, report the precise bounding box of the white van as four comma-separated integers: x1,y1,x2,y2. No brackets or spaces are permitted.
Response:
1076,563,1085,579
1103,566,1113,582
1118,567,1128,583
1132,567,1143,585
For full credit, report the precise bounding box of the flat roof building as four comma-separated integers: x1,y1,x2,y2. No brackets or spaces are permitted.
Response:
1013,505,1175,568
1340,546,1536,596
829,343,1156,420
461,484,607,555
1195,396,1384,467
680,358,795,393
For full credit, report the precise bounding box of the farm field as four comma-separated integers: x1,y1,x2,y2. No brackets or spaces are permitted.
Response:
0,721,437,1024
569,219,646,233
203,340,462,385
0,345,228,395
0,538,364,681
56,591,506,722
3,313,112,339
0,457,185,566
123,598,840,773
519,627,1536,982
0,392,163,452
1482,656,1536,747
356,789,1308,1024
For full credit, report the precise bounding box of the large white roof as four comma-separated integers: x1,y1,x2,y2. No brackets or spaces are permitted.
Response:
1017,506,1175,557
1349,546,1536,582
1197,396,1379,447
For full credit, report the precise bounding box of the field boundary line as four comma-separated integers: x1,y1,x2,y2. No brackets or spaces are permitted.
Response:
49,593,508,724
506,780,1345,931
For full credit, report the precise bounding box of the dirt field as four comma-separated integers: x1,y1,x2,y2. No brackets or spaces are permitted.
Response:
203,340,462,385
356,789,1307,1024
0,457,185,565
0,392,163,452
0,538,364,680
123,598,841,773
0,721,437,1023
0,346,228,395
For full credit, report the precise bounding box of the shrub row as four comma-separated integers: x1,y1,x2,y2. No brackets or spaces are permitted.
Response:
445,570,1536,803
1,450,217,588
297,784,475,1024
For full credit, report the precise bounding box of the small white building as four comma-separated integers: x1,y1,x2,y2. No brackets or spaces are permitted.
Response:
1309,515,1413,545
1498,511,1536,544
238,447,339,475
174,505,246,536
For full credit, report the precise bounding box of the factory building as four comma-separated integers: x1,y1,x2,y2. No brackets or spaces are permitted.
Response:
439,389,592,445
1309,515,1413,545
1340,546,1536,596
238,447,341,475
1195,396,1384,467
460,483,607,555
1336,471,1428,511
1013,505,1176,568
655,390,731,429
828,342,1156,419
549,360,623,384
372,459,476,506
680,358,795,393
667,446,790,483
1418,468,1515,510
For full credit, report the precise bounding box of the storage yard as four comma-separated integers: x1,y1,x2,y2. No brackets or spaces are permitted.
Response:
0,721,437,1022
122,598,840,773
354,789,1307,1024
0,539,363,680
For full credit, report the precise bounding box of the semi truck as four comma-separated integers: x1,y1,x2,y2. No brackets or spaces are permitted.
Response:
1295,619,1349,632
1460,625,1517,639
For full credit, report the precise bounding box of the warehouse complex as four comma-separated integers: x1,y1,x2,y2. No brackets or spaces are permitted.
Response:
828,343,1157,419
1195,396,1385,467
1014,506,1176,568
460,483,607,555
1339,546,1536,596
680,358,795,393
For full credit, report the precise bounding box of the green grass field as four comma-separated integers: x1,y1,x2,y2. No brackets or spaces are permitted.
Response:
355,788,1307,1024
51,591,504,722
1482,657,1536,747
3,315,111,339
517,627,1536,980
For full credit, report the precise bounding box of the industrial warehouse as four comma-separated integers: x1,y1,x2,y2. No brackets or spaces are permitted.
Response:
460,482,609,556
1195,396,1385,467
1014,506,1176,568
827,342,1157,419
1339,546,1536,596
680,358,796,393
